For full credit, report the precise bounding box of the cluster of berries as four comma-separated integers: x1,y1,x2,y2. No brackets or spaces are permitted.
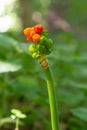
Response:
23,24,53,59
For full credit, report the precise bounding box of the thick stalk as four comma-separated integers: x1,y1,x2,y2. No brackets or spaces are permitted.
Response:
43,66,60,130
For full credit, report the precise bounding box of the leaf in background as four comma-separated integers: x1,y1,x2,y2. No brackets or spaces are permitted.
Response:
0,61,21,73
71,107,87,122
18,43,31,55
11,76,40,100
0,34,31,55
0,117,15,127
54,44,77,53
69,80,87,90
0,34,18,47
11,109,26,119
58,89,85,107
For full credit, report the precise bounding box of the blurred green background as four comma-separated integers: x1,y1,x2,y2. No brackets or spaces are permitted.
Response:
0,0,87,130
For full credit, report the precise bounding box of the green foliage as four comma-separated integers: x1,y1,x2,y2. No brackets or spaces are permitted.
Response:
0,31,87,130
71,107,87,122
11,109,26,119
0,0,87,129
0,117,15,127
0,61,21,73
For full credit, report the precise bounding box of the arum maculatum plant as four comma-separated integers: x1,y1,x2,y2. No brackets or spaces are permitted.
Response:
23,24,60,130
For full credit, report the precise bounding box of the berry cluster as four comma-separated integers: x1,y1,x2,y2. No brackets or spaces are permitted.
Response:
23,24,53,59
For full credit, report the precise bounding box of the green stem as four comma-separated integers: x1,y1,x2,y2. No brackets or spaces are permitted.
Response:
15,118,19,130
43,67,60,130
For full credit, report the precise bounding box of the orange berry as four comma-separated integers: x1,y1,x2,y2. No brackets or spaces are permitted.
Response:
23,27,33,36
29,30,36,40
27,36,32,42
33,34,40,43
34,24,44,34
27,30,36,41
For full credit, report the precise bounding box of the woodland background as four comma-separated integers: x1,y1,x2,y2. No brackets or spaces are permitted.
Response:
0,0,87,130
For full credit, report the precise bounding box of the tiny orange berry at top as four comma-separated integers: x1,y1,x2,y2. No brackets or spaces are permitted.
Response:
33,34,40,43
34,24,44,34
23,27,33,36
27,30,36,41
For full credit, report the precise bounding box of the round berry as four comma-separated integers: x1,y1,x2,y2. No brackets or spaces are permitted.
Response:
34,24,44,34
28,45,35,53
23,28,33,36
33,34,40,43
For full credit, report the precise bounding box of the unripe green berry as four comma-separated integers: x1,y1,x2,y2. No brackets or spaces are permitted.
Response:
46,48,52,55
47,39,53,47
41,46,46,54
45,39,52,50
41,29,48,37
32,52,38,58
28,45,35,53
40,36,47,44
32,51,41,58
36,44,41,51
37,44,47,54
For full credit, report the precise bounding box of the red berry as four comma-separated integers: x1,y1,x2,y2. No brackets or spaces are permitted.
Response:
34,24,44,34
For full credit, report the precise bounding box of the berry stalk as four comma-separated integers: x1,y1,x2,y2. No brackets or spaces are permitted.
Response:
23,24,60,130
40,58,60,130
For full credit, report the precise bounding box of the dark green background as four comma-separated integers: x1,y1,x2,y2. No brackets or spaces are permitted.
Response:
0,0,87,130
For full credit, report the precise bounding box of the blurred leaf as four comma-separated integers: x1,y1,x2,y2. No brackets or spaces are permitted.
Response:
0,61,21,73
18,43,31,55
11,109,26,119
0,117,15,127
60,78,87,90
69,80,87,89
11,76,40,100
0,34,18,47
0,34,31,55
58,89,85,106
54,44,77,53
71,107,87,121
